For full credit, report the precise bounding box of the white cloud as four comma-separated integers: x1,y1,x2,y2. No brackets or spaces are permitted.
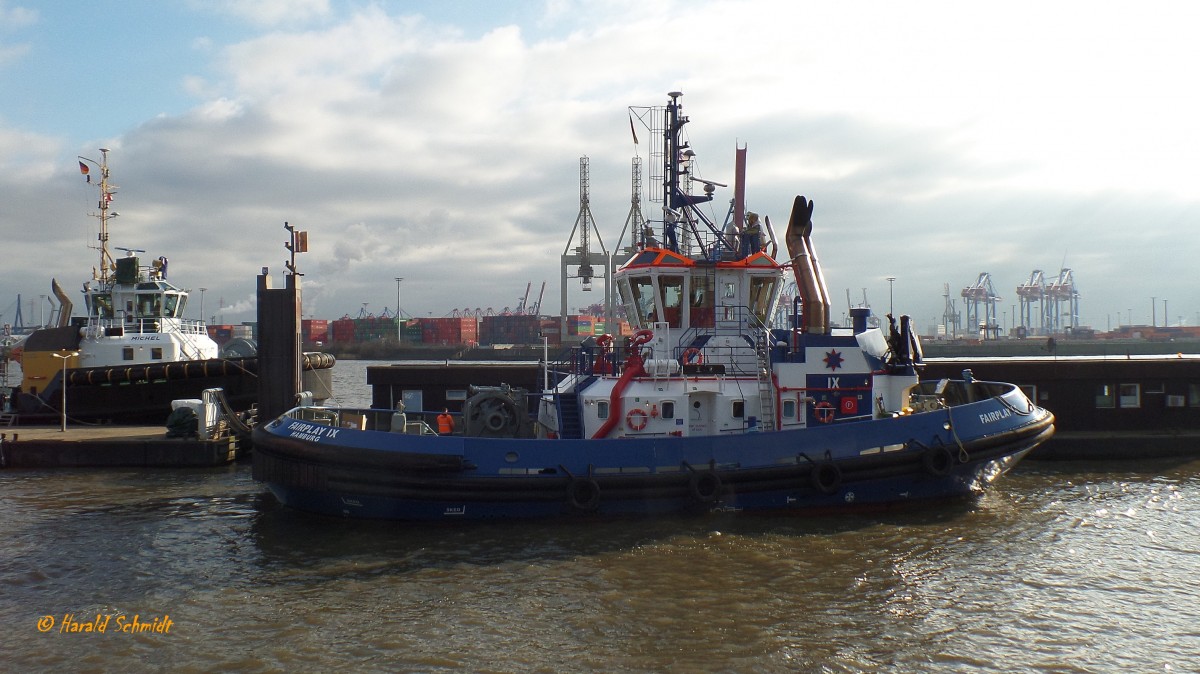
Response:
194,0,331,27
0,2,37,29
1,0,1198,331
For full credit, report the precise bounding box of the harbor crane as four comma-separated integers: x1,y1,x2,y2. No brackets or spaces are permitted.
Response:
1015,270,1047,336
1045,268,1080,333
560,156,611,334
961,273,1001,339
941,283,962,338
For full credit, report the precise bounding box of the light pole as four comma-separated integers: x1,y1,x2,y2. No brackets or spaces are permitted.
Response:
199,288,207,323
51,350,80,432
886,277,896,316
395,277,404,342
1163,299,1168,327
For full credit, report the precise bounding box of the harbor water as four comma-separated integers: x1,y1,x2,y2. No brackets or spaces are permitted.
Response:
2,360,1198,672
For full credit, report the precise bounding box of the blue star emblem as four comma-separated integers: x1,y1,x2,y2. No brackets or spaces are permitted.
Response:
823,349,844,371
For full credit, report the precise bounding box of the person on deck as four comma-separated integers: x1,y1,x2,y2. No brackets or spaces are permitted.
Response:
437,408,455,435
663,209,679,252
741,212,763,259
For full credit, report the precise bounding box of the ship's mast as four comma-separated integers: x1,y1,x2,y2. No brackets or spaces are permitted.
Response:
79,148,117,285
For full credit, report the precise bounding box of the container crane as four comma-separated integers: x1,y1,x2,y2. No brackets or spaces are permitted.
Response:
961,273,1001,339
1045,268,1080,333
1015,270,1047,337
941,283,961,338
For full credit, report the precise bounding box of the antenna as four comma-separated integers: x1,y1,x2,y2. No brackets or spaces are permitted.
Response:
78,148,117,284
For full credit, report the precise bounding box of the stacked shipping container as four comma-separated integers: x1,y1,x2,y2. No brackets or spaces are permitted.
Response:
421,317,479,346
479,314,542,345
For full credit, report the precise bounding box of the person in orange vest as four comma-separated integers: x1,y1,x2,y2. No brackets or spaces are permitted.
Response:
436,407,455,435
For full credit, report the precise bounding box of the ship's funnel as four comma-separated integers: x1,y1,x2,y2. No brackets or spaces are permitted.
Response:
51,278,73,329
784,196,830,334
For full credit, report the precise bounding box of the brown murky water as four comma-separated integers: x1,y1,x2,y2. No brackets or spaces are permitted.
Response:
2,362,1197,672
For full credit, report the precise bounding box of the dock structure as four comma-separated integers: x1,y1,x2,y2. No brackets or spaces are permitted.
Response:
0,425,238,469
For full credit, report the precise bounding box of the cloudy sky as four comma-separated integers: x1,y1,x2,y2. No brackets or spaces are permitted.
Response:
2,0,1197,335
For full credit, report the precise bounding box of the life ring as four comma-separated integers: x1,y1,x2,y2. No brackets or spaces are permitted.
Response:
626,408,649,431
922,444,955,476
632,329,655,345
811,461,842,494
689,471,722,503
839,396,858,415
567,478,601,511
814,401,836,424
682,347,704,365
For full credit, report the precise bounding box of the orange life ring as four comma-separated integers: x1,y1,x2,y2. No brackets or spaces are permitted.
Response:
626,408,649,431
632,329,655,345
814,401,836,424
682,347,704,364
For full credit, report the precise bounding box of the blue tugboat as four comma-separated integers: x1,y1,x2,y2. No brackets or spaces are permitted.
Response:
253,92,1054,521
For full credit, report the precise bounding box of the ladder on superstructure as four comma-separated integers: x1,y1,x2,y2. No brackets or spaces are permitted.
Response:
754,334,775,431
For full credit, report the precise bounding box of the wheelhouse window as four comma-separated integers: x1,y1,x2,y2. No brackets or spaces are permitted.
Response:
163,293,182,318
90,293,114,318
151,348,163,360
597,401,609,419
1118,383,1141,408
628,276,657,324
122,347,135,361
659,275,684,328
1095,384,1115,409
783,399,797,418
661,401,675,419
689,275,714,328
748,277,777,324
732,400,745,418
137,293,162,317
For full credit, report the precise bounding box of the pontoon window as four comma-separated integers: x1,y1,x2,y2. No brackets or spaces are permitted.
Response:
1095,384,1115,409
1118,383,1140,408
660,275,684,328
1190,383,1200,407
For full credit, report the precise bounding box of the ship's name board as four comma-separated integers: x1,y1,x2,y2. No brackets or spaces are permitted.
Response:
979,408,1012,424
285,421,341,442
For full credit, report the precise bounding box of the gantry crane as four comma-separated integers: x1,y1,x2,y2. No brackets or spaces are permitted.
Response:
961,273,1001,339
1015,270,1047,336
560,156,611,334
1045,268,1080,332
